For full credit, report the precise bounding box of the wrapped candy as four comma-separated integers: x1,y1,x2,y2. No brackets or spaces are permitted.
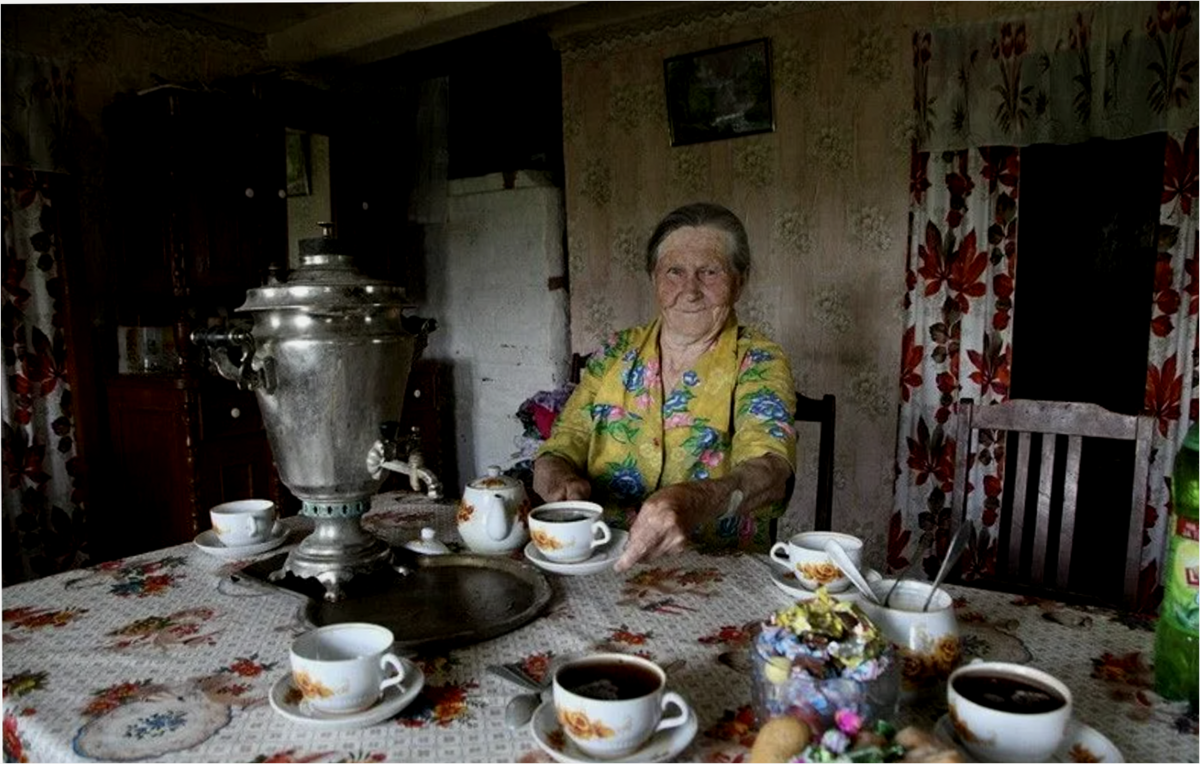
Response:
750,589,898,735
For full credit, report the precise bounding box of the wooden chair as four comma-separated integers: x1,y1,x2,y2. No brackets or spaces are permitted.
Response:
951,398,1154,608
795,392,836,533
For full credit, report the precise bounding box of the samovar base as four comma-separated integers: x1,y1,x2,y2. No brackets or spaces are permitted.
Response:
269,500,394,601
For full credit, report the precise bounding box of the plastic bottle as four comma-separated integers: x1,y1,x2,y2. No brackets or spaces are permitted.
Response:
1154,421,1199,705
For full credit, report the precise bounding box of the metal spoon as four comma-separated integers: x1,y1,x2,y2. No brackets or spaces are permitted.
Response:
923,523,971,611
823,539,883,605
504,690,547,730
883,532,934,607
486,664,543,692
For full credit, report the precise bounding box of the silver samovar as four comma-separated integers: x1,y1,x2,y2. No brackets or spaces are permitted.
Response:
194,224,440,601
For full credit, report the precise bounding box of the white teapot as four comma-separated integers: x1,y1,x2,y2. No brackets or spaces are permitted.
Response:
457,466,530,554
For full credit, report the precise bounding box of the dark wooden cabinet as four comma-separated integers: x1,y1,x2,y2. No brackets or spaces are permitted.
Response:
104,376,280,557
98,85,290,559
394,359,456,493
105,86,287,325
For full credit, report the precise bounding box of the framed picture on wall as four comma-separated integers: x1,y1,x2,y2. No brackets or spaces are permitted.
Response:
663,38,775,146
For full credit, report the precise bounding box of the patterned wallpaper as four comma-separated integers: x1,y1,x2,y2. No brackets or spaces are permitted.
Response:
557,1,1078,569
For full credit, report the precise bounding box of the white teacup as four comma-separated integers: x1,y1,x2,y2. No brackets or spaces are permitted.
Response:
768,531,863,593
290,623,407,715
947,661,1072,762
553,653,690,760
209,499,277,546
858,579,960,700
529,502,612,563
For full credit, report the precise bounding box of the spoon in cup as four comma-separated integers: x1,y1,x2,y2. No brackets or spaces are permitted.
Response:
923,522,971,611
823,539,883,605
883,532,934,607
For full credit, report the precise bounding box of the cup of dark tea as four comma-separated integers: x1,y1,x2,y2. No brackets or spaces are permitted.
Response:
529,501,612,563
552,653,690,759
947,661,1072,762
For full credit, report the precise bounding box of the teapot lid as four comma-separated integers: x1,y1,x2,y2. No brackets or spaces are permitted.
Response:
238,222,411,312
468,465,522,491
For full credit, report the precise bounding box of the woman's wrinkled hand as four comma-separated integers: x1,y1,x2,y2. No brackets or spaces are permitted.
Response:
614,482,713,572
532,455,592,503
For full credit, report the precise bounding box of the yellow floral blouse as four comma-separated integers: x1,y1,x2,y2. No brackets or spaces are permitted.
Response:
538,314,797,551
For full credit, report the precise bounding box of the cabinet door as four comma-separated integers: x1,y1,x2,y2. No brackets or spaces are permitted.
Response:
184,96,288,295
196,383,277,518
104,88,287,313
105,378,197,557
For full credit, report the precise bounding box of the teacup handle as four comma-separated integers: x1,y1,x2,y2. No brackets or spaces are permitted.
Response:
654,691,690,733
379,653,407,693
253,514,273,537
768,541,792,569
591,521,612,548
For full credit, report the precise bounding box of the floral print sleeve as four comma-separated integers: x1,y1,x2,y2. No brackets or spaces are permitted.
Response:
730,327,797,471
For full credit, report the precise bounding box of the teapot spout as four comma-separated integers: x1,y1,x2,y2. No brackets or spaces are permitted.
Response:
483,493,514,541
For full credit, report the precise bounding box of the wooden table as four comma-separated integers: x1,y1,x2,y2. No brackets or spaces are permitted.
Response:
3,491,1196,762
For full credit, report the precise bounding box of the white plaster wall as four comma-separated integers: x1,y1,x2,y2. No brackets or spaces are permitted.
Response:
422,171,569,491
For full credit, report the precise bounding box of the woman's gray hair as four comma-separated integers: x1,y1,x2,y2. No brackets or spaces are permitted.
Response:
645,202,751,278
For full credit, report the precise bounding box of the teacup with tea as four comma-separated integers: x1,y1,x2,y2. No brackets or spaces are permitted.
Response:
290,623,408,715
553,652,690,759
529,501,612,563
209,499,277,546
947,661,1072,762
768,531,863,593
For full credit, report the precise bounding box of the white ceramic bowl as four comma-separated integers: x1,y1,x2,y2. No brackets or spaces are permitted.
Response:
858,579,960,700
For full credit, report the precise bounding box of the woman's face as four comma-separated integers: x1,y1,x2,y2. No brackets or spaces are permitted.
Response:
653,225,742,343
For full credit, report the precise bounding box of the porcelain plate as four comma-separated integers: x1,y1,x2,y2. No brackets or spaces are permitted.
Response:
767,562,881,602
934,713,1124,763
524,529,629,576
194,525,289,559
268,658,425,730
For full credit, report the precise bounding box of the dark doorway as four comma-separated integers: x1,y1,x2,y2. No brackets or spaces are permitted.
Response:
1007,133,1164,601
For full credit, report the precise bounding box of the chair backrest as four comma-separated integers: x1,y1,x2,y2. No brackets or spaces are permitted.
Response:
796,392,836,533
951,398,1154,608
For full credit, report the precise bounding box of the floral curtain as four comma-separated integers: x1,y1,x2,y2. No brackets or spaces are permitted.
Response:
913,2,1196,151
892,2,1198,609
2,51,89,583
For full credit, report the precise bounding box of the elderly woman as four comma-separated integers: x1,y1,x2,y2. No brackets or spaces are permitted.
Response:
533,202,796,571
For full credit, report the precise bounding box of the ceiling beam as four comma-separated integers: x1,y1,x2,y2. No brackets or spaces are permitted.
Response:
266,1,585,68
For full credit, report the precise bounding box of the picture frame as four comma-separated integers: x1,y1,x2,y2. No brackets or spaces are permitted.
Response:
663,38,775,147
285,129,312,197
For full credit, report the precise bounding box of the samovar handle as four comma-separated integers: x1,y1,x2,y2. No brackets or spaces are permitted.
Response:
190,327,277,393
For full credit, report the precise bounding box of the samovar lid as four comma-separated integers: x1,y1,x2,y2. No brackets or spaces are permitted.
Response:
238,223,411,312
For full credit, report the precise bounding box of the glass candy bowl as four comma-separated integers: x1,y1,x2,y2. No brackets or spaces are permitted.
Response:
750,590,899,735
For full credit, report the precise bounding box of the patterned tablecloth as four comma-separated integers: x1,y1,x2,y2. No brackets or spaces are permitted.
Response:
3,491,1197,763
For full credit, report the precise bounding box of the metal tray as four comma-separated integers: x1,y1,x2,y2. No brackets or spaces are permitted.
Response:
239,549,553,651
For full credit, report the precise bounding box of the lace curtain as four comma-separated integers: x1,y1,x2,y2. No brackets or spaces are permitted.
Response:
2,50,90,583
891,2,1198,610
